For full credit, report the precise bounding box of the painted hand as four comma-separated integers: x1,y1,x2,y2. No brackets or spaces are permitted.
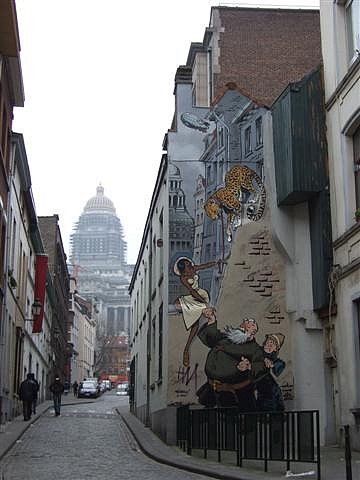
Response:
237,356,251,372
264,358,274,369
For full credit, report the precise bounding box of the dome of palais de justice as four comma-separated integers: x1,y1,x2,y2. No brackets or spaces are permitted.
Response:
71,185,126,265
84,185,116,213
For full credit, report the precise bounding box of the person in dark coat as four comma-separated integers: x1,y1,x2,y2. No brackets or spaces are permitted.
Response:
28,373,40,414
49,376,65,416
197,308,266,411
72,380,79,397
19,373,38,421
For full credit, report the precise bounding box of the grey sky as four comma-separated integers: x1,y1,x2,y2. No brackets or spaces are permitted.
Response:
12,0,319,264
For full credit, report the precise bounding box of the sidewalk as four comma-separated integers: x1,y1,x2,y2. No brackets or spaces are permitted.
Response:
0,393,95,461
118,406,360,480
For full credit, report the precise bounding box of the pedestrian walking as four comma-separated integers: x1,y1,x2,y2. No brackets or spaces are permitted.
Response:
19,373,38,421
49,376,64,416
72,380,78,397
29,373,40,414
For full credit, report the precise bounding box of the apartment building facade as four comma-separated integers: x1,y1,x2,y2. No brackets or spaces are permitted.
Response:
0,0,24,425
320,0,360,449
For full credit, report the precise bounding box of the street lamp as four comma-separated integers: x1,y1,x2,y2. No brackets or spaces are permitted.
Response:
25,299,42,321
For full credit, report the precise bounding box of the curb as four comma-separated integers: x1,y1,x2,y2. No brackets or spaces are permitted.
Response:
117,409,279,480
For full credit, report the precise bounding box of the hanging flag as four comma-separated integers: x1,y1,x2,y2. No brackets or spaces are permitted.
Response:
32,254,48,334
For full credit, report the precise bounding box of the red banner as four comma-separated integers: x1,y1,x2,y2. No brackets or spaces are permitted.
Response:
32,254,48,334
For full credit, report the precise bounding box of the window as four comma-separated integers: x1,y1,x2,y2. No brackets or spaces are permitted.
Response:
207,165,212,185
346,0,360,63
354,125,360,208
192,83,197,106
245,126,252,155
255,117,263,147
218,126,224,149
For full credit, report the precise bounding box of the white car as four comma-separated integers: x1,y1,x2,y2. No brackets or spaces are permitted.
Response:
116,383,128,396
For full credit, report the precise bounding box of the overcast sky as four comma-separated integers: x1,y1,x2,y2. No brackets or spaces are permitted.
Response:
13,0,319,264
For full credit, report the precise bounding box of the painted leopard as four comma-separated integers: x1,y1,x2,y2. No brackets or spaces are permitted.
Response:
204,165,266,240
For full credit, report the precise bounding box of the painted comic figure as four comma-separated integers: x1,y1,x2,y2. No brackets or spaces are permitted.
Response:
256,333,286,412
174,256,223,367
197,308,267,411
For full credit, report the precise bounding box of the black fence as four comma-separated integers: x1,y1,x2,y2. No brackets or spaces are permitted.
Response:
177,406,321,479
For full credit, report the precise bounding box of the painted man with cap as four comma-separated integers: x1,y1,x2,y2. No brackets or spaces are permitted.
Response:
256,332,286,412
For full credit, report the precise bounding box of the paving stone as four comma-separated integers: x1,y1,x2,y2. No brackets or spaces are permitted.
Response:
0,394,208,480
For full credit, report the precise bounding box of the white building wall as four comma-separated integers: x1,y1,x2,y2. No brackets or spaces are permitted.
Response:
320,0,360,448
264,111,329,444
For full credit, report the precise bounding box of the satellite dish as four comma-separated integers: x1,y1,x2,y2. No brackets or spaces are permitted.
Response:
180,112,211,132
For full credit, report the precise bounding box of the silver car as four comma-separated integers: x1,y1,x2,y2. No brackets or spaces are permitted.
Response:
78,381,98,398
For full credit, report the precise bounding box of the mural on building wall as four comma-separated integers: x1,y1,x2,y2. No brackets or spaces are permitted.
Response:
168,88,293,413
173,256,223,367
204,164,266,242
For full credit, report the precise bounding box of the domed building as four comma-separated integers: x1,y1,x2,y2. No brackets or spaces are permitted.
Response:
70,185,133,338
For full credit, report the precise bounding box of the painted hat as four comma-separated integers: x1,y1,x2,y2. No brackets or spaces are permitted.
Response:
173,256,193,276
265,333,285,350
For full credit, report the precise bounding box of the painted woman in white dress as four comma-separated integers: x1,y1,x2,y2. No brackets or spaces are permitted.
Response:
174,256,223,367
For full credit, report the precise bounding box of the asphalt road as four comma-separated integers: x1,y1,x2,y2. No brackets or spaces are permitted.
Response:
0,391,209,480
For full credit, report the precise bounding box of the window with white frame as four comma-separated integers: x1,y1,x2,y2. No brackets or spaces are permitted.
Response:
346,0,360,63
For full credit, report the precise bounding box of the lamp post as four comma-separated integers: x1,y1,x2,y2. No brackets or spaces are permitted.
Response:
24,299,42,321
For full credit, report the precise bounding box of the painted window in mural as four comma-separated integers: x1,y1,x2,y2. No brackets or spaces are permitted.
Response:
245,126,252,155
255,116,263,147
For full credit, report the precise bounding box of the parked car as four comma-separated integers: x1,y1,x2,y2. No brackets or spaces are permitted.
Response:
116,383,128,396
99,381,107,393
78,381,99,398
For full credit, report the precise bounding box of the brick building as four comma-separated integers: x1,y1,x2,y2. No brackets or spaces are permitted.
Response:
38,216,70,380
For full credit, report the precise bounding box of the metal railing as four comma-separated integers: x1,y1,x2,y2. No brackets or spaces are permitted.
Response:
177,406,321,479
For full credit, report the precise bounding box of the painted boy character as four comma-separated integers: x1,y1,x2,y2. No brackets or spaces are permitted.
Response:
256,333,286,412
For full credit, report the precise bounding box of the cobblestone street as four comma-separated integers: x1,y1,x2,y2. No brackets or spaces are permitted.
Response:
0,393,208,480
